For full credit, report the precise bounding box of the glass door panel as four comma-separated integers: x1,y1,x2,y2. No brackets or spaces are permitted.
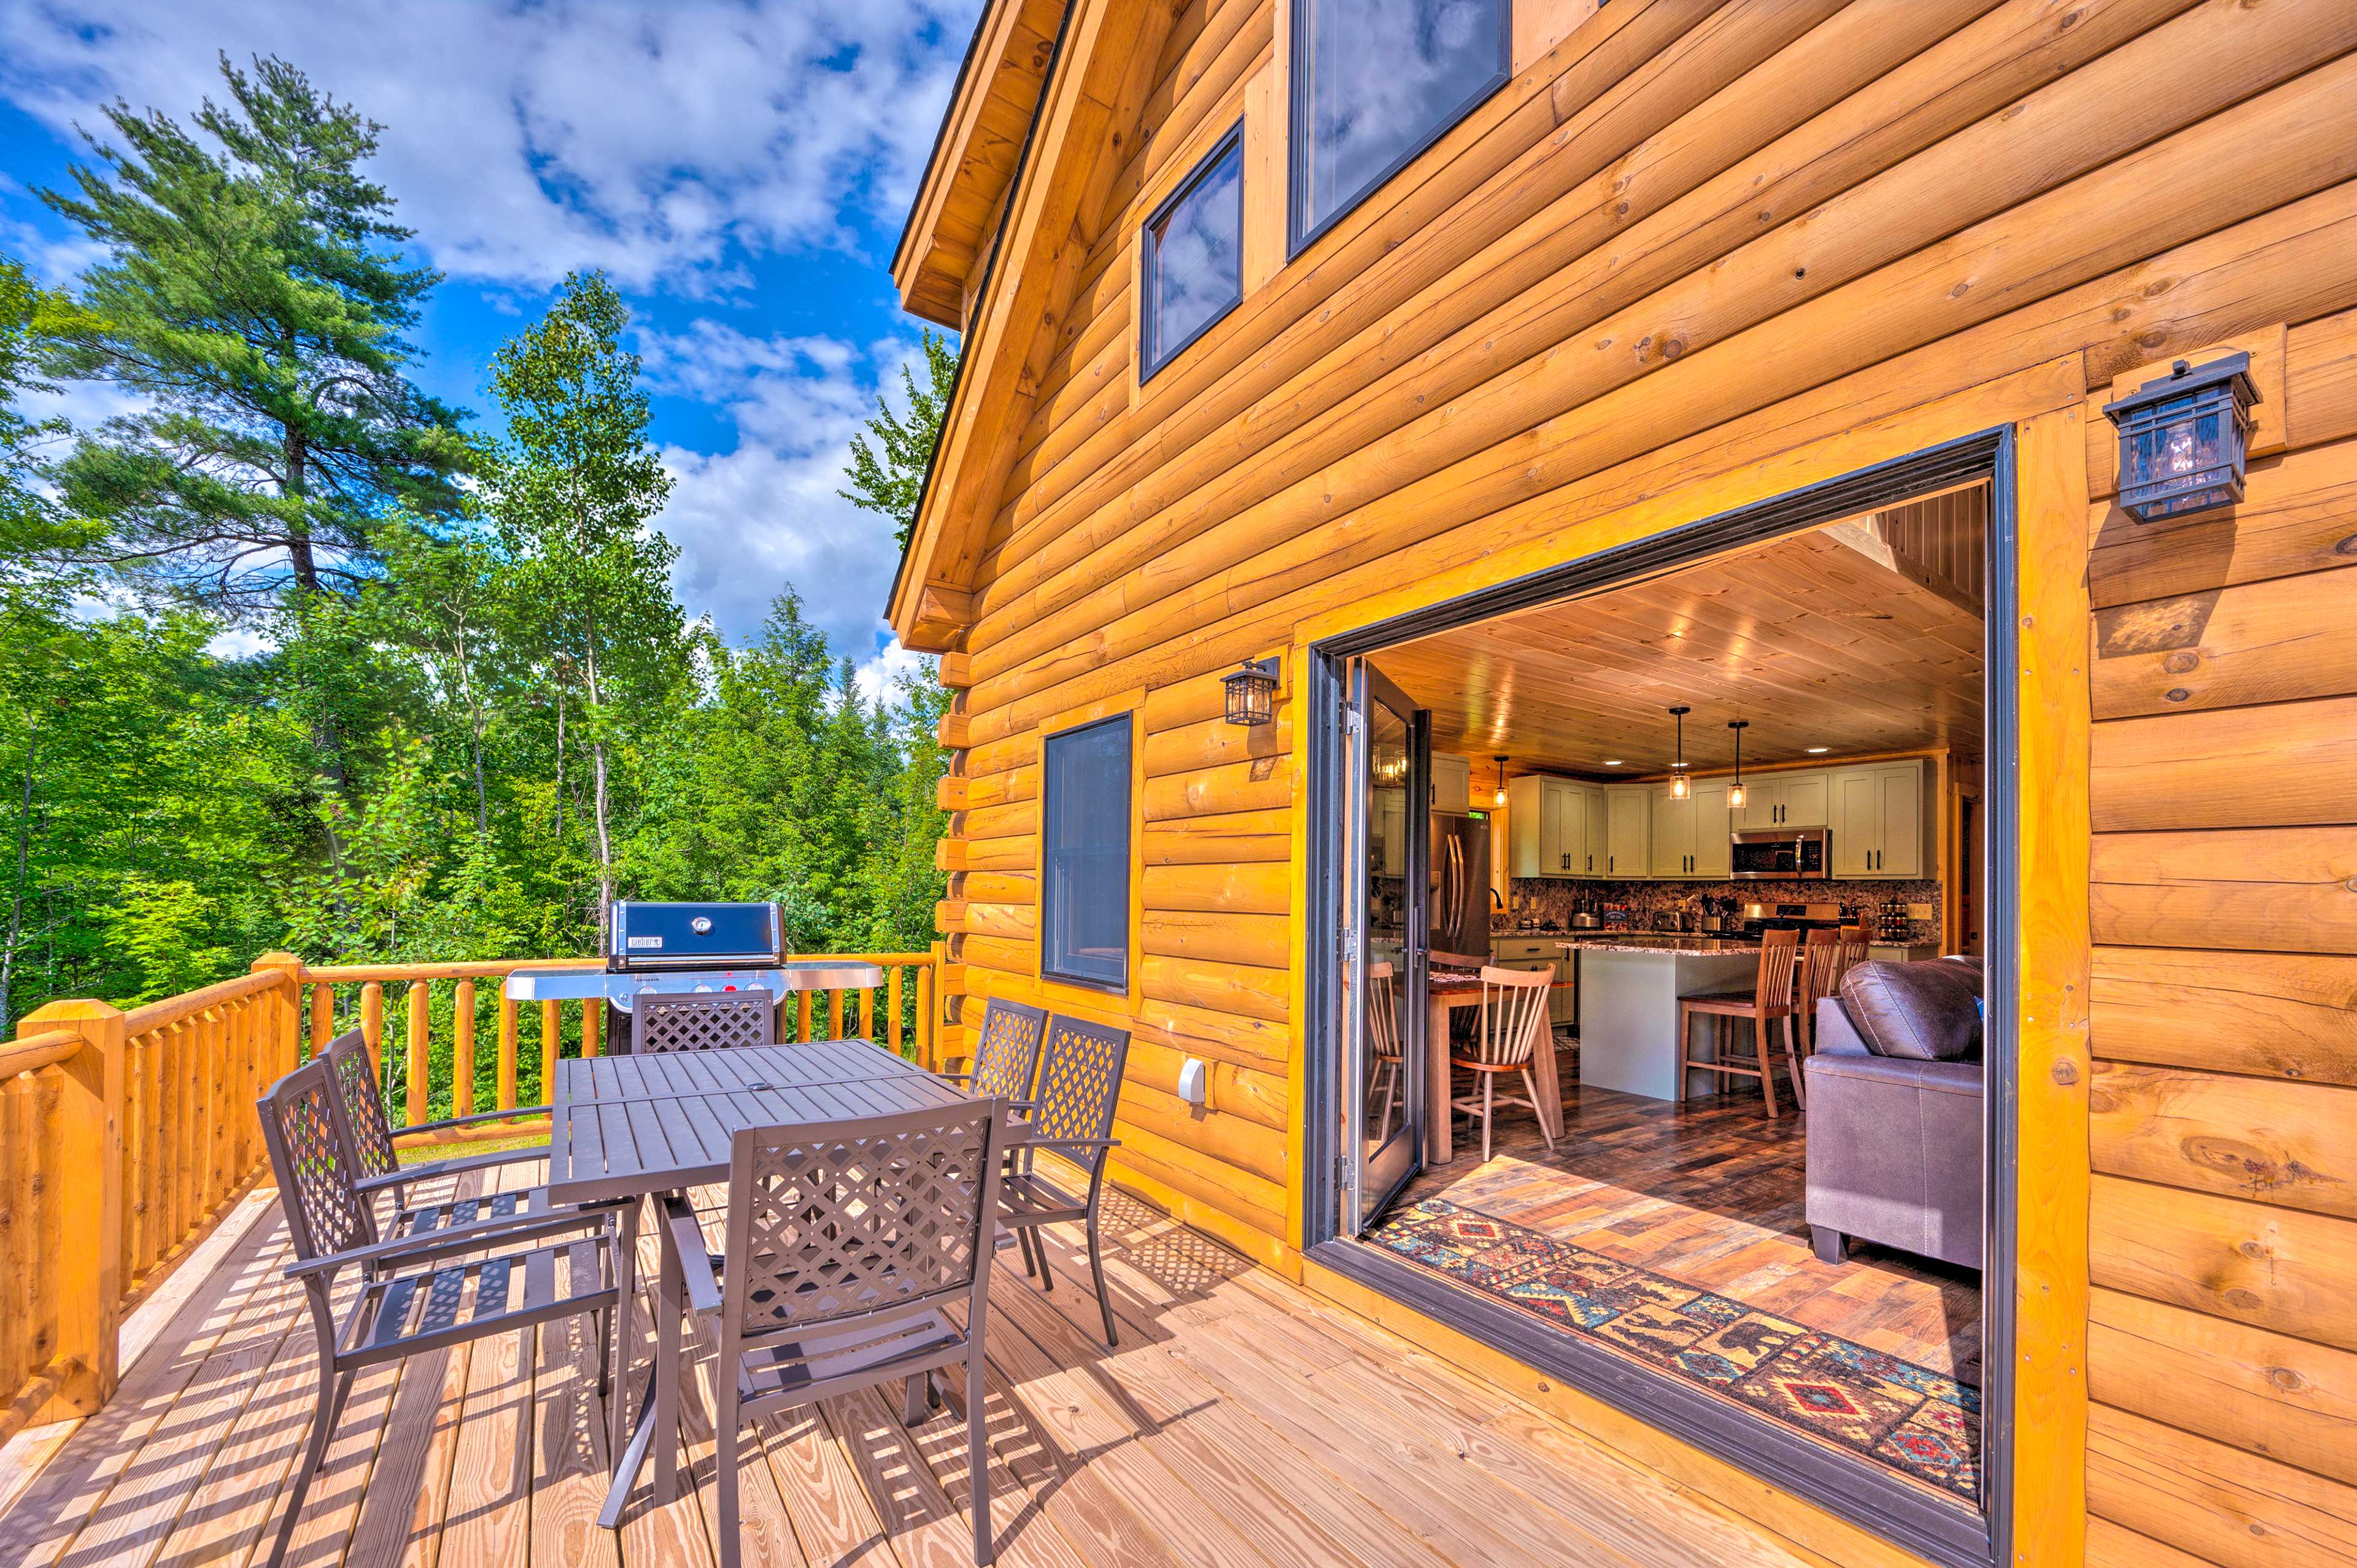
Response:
1341,658,1426,1234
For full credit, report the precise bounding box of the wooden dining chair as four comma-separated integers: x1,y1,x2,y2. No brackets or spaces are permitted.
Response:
674,1103,1011,1567
1797,932,1871,1055
999,1013,1132,1345
257,1057,625,1568
1367,961,1404,1138
1447,966,1554,1164
1676,929,1806,1116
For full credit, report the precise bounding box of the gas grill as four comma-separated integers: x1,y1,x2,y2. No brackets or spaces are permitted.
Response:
503,900,884,1052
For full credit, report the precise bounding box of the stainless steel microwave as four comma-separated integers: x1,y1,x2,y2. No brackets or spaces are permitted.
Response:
1729,827,1829,880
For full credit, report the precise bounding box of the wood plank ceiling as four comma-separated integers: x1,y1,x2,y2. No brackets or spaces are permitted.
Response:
1378,489,1988,781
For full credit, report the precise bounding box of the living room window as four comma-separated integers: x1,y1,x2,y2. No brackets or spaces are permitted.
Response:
1289,0,1511,253
1142,125,1245,380
1040,714,1132,988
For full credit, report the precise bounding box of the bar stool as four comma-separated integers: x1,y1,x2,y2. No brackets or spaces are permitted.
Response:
1449,966,1555,1164
1676,929,1805,1116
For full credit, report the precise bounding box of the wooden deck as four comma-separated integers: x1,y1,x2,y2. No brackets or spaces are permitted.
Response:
0,1158,1817,1568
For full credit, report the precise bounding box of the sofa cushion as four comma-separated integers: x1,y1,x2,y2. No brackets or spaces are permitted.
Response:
1838,959,1982,1062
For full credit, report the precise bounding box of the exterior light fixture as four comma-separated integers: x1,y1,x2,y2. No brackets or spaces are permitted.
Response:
1727,720,1749,811
1492,754,1508,807
1222,656,1279,726
2101,352,2259,523
1668,706,1692,799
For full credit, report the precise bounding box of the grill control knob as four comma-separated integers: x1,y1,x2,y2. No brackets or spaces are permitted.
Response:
690,916,713,935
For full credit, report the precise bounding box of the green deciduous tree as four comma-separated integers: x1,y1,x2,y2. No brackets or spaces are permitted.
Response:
486,270,683,941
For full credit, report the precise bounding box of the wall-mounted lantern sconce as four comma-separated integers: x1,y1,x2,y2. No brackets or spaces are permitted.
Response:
2102,351,2259,523
1221,656,1280,726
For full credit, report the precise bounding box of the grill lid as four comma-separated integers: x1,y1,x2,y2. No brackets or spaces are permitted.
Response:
608,900,783,970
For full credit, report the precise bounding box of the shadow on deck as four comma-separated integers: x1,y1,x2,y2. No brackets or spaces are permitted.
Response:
0,1160,1813,1568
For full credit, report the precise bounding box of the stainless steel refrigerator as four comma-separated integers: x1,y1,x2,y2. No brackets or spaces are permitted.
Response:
1428,812,1492,967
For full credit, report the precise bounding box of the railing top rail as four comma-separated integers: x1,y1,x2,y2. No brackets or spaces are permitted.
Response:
787,951,938,965
120,971,282,1036
300,957,606,983
0,1029,82,1078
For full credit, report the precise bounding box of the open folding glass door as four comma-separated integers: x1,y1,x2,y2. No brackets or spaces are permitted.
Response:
1339,658,1428,1235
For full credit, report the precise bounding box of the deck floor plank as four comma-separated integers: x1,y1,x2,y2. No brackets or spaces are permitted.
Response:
6,1153,1827,1568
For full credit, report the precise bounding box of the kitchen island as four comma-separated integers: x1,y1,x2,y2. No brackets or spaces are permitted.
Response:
1567,940,1760,1100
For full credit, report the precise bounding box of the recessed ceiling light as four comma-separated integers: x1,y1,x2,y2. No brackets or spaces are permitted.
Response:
1806,746,1829,754
1603,759,1624,767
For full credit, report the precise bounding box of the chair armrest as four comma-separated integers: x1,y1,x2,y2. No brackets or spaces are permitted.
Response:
286,1200,624,1281
355,1141,549,1193
1007,1135,1120,1155
659,1192,726,1315
410,1103,552,1134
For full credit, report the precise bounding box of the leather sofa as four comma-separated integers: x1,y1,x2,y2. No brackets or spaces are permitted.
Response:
1803,958,1984,1270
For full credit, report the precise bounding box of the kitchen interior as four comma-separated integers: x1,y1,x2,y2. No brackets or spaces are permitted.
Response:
1357,483,1990,1502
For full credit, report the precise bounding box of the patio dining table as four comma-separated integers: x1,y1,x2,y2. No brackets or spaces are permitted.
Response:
543,1038,975,1527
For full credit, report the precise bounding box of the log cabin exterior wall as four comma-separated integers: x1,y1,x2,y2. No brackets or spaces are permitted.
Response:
893,1,2357,1562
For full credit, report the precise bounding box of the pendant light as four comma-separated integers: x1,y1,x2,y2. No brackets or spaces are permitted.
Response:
1667,706,1691,800
1727,719,1750,809
1492,754,1508,807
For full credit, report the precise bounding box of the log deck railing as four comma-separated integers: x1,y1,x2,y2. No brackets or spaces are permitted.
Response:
0,946,942,1447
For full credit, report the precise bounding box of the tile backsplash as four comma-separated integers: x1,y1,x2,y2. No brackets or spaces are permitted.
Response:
1497,877,1943,943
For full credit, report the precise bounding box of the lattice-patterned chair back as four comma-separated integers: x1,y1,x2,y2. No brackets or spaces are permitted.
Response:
1029,1014,1131,1149
638,993,778,1053
970,997,1047,1100
719,1103,1005,1345
258,1057,380,1265
319,1030,400,1186
1461,966,1551,1068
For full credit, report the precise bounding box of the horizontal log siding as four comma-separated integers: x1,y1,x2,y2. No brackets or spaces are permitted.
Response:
920,1,2357,1557
2085,300,2357,1563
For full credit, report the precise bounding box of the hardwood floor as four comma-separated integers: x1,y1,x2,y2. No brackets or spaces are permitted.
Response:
0,1154,1821,1568
1396,1057,1983,1388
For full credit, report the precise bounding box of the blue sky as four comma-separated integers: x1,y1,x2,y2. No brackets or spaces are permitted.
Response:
0,0,983,692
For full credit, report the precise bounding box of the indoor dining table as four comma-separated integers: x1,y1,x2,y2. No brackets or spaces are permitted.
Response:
541,1038,975,1527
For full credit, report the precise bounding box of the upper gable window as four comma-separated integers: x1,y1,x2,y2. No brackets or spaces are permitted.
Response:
1141,126,1245,380
1290,0,1511,253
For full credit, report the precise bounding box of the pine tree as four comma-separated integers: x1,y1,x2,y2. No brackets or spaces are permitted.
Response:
840,328,958,550
39,53,470,610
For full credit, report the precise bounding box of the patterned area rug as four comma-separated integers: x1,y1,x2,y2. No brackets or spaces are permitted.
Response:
1367,1197,1980,1501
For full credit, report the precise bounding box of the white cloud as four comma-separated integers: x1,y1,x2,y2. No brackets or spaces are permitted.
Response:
853,638,931,706
0,0,981,291
644,323,924,662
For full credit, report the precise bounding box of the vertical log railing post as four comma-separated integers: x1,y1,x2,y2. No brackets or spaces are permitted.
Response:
17,999,125,1420
497,995,519,1111
405,980,432,1126
251,953,304,1083
541,999,560,1105
360,982,384,1079
923,941,943,1070
452,978,476,1118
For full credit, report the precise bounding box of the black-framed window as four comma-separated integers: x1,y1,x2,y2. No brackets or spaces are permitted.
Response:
1041,714,1132,989
1289,0,1511,255
1141,126,1245,380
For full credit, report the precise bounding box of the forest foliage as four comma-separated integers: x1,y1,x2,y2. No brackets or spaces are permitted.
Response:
0,54,956,1037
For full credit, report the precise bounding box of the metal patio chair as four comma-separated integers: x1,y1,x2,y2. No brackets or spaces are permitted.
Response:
667,1102,1011,1567
997,1012,1132,1346
320,1028,559,1232
941,995,1048,1101
256,1057,626,1568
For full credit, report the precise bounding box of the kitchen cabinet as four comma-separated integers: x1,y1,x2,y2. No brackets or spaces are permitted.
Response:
1649,779,1732,877
1731,769,1828,830
1430,753,1471,814
1829,759,1930,878
1603,786,1651,878
1509,774,1619,877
